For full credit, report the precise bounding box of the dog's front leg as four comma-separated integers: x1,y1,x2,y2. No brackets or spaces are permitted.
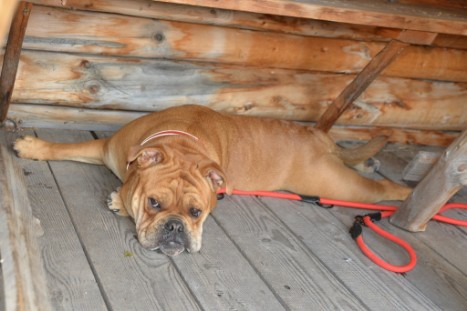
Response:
13,135,107,165
106,189,129,217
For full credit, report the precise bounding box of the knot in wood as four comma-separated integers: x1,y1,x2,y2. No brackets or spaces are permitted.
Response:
154,32,165,42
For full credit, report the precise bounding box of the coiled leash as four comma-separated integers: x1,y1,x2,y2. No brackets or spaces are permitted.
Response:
217,189,467,273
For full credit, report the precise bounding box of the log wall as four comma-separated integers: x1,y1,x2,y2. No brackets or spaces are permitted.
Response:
1,0,466,146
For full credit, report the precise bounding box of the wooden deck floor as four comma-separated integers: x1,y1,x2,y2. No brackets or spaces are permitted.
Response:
1,128,466,311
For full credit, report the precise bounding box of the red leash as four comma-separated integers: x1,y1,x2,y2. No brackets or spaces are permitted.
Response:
217,189,467,273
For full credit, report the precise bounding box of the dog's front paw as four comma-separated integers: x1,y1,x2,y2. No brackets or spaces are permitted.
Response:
13,136,49,160
107,189,128,216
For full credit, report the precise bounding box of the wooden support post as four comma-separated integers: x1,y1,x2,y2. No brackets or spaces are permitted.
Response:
0,1,32,123
390,129,467,232
315,39,407,132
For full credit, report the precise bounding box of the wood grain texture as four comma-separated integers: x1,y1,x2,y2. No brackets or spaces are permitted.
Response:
18,5,467,82
35,129,200,310
212,195,365,310
27,0,467,50
4,50,467,131
391,129,467,231
0,1,32,122
153,0,467,35
262,197,441,311
170,217,286,310
0,142,51,310
316,40,407,132
0,130,108,310
6,104,460,147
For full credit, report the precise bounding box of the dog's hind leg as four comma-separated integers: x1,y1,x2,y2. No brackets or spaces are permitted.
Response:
13,135,108,165
287,156,411,203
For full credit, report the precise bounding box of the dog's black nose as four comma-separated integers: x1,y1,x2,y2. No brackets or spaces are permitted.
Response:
164,219,184,233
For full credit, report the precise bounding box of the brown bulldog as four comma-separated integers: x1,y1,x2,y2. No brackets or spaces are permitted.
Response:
14,105,411,256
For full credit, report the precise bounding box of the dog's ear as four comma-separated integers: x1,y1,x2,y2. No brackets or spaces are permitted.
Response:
127,146,164,169
200,161,225,191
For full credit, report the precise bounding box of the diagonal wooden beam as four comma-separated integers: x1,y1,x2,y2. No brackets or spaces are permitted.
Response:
315,39,408,132
315,29,438,133
0,1,33,123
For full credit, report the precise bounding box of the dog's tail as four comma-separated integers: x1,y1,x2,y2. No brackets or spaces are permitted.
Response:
336,136,388,166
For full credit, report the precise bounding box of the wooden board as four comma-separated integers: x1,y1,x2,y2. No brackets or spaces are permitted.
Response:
0,136,51,310
261,197,442,310
213,195,365,309
34,129,200,310
1,130,108,310
16,5,467,82
6,103,460,147
27,0,467,50
0,1,32,122
153,0,467,36
3,50,467,131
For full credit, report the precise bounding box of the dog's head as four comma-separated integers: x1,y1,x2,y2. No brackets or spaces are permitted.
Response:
120,142,225,256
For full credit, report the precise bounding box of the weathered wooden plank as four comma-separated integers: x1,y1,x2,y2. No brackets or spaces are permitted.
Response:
7,104,461,147
18,5,467,82
35,129,200,310
0,1,32,122
328,127,458,147
0,136,51,310
261,197,441,311
212,195,365,309
332,202,467,311
27,0,467,50
391,129,467,232
171,217,286,310
3,51,467,130
316,40,407,132
153,0,467,36
0,129,108,310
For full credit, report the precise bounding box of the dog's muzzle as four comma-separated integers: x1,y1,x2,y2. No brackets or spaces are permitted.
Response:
157,218,188,257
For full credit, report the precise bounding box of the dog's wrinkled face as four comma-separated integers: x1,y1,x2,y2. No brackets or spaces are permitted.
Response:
120,143,224,256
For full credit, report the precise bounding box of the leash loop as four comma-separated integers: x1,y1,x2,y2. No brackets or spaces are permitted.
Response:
350,213,417,273
217,189,466,273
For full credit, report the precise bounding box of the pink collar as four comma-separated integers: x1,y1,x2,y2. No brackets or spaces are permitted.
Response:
126,130,201,171
140,130,199,145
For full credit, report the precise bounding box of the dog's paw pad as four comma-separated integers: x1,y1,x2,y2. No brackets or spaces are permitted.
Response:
107,190,128,216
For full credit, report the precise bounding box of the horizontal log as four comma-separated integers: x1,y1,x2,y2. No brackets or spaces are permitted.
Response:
328,127,458,147
27,0,467,50
20,6,467,82
6,104,459,147
3,50,466,130
153,0,467,36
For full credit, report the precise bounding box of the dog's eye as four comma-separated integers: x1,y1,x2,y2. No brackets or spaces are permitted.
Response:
190,207,202,218
148,197,160,209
